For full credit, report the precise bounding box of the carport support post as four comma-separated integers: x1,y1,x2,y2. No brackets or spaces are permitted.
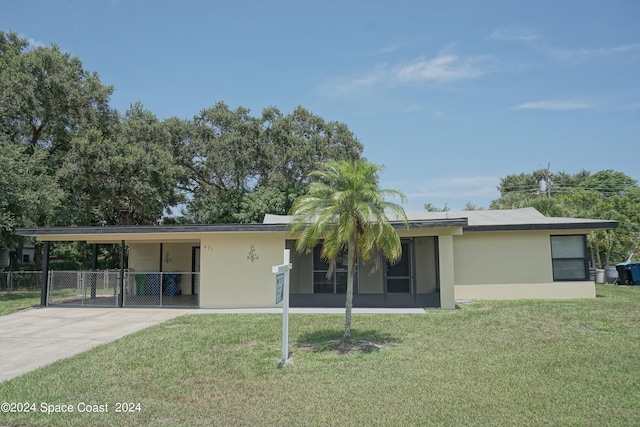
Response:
90,244,98,299
118,240,125,307
438,235,456,309
40,241,50,307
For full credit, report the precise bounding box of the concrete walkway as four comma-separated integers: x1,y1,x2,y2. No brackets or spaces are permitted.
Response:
0,307,190,383
0,306,425,383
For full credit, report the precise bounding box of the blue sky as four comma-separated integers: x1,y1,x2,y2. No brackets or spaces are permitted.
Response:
2,0,639,211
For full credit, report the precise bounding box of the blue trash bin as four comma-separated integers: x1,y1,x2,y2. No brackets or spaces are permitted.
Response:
146,273,160,295
628,263,640,285
163,273,181,296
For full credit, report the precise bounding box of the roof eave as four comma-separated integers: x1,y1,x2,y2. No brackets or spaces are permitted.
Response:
464,221,619,232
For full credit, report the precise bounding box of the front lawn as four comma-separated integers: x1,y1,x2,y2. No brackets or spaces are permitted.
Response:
0,291,41,316
1,284,639,426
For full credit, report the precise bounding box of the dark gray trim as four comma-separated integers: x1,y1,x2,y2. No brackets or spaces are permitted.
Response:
464,221,618,232
191,246,200,295
15,217,616,238
118,240,125,307
15,218,468,238
15,223,291,236
90,244,98,299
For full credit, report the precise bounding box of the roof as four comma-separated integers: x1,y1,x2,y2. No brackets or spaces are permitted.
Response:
264,207,618,232
15,207,617,242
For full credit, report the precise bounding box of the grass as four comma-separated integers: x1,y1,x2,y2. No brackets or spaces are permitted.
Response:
0,290,41,316
1,284,639,426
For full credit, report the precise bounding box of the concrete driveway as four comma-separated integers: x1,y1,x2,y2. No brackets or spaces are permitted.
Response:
0,307,190,383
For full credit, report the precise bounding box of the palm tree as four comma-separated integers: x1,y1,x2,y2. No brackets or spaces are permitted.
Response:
290,160,408,343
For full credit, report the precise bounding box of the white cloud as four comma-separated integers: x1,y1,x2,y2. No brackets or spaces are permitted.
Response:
27,38,44,48
547,43,640,65
490,25,640,66
318,52,493,96
392,54,486,83
514,100,594,111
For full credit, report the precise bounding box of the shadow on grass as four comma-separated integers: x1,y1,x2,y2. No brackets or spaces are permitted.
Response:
296,328,401,355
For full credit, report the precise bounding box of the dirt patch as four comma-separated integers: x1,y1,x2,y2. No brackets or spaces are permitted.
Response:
299,339,384,355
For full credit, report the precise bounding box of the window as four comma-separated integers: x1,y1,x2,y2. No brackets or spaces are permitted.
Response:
22,254,30,263
551,235,588,281
312,245,357,294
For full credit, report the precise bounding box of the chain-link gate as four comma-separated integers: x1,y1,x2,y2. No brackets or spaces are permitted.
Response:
48,271,120,306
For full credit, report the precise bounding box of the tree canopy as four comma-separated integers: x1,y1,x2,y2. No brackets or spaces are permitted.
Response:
174,102,363,224
0,30,364,265
491,169,640,266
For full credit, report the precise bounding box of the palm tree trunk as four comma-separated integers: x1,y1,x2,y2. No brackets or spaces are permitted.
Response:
343,239,355,342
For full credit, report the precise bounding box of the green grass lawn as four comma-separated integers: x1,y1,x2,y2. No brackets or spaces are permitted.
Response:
0,290,41,316
1,285,639,426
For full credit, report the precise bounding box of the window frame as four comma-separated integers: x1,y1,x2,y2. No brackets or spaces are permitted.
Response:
385,240,414,294
550,235,589,281
312,245,358,294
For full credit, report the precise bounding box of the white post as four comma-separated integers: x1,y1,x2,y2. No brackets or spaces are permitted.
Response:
282,249,290,364
272,249,292,365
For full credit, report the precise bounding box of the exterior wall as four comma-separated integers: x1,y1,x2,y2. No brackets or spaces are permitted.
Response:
199,232,286,308
128,243,161,272
452,231,595,300
455,282,596,300
161,242,197,295
415,236,437,293
438,235,456,309
0,247,36,268
453,231,554,285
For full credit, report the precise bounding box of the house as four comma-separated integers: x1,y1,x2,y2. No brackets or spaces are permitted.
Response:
15,208,617,309
0,245,35,269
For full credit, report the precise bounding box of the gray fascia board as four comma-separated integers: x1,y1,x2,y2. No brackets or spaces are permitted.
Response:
15,223,291,236
15,218,468,237
464,221,619,232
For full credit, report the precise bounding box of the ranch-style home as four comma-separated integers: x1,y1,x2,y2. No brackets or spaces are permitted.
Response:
16,207,617,310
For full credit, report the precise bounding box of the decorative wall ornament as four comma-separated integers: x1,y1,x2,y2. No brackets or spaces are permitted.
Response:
247,245,259,262
164,251,173,264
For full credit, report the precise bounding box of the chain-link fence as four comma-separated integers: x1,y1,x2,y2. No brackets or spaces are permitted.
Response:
46,271,199,308
0,271,42,299
123,272,199,307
